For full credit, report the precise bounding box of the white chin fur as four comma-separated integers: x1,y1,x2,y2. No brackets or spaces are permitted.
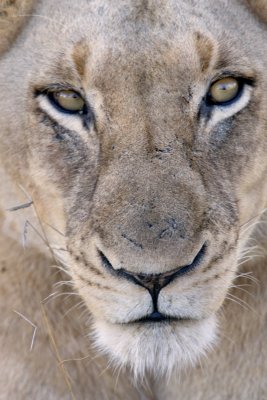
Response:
91,316,217,380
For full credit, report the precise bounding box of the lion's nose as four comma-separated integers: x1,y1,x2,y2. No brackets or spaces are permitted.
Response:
98,243,206,301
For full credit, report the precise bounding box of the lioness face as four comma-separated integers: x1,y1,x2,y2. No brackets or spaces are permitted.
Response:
1,0,267,378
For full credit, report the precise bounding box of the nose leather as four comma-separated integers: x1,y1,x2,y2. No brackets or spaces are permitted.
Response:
132,274,168,313
126,264,192,311
131,268,181,292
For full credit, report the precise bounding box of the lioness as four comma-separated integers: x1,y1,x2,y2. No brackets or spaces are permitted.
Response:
1,0,267,399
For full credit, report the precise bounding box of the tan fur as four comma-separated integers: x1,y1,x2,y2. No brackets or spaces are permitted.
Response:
0,0,35,56
246,0,267,24
1,0,267,398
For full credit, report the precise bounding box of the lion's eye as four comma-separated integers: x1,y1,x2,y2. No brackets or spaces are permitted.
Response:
208,77,240,105
49,90,85,114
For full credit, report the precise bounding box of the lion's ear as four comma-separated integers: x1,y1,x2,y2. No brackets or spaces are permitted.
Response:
0,0,35,56
245,0,267,24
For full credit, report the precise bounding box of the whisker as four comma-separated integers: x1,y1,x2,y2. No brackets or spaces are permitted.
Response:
228,284,256,299
42,291,80,304
227,270,260,285
59,353,93,366
63,300,85,318
42,291,59,303
225,295,249,312
216,328,236,346
54,280,75,289
234,272,260,285
239,220,267,237
98,360,113,378
239,207,267,230
49,264,72,278
114,363,125,391
226,293,259,316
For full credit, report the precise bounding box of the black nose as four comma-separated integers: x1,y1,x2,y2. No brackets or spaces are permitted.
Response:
98,243,206,307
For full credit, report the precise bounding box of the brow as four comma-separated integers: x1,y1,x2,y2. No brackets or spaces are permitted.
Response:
194,31,216,73
72,39,90,79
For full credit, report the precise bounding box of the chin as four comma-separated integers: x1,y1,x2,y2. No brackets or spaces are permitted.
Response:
91,316,218,380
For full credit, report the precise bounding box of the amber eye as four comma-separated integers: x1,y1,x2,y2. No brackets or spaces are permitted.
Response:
208,77,240,105
50,90,85,113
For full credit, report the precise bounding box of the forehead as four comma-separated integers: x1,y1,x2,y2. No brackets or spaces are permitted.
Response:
37,0,245,37
34,0,252,69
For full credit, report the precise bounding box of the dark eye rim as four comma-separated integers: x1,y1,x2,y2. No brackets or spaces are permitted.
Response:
206,77,245,107
34,85,95,130
205,76,254,107
47,90,87,115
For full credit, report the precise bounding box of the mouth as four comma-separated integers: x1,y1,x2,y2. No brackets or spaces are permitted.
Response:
127,311,193,324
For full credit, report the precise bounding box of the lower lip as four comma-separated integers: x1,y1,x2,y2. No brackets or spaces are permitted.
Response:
132,312,189,324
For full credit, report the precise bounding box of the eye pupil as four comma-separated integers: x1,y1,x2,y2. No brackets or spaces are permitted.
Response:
209,77,239,104
52,90,85,113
